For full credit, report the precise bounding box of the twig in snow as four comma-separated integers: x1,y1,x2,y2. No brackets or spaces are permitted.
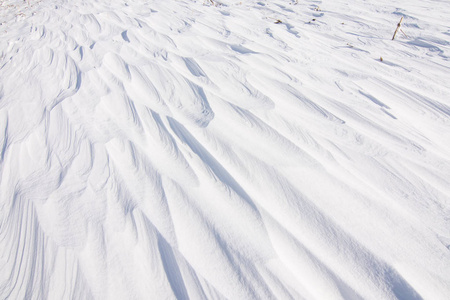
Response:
205,0,221,7
392,17,404,40
400,29,408,38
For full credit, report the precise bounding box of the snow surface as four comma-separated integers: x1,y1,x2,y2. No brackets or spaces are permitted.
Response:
1,0,450,299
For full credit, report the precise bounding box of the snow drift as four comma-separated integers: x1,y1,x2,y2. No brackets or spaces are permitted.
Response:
1,0,450,299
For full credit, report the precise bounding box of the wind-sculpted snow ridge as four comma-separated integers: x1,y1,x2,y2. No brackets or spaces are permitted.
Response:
1,0,450,299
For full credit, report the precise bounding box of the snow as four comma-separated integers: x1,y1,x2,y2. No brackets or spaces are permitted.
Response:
1,0,450,299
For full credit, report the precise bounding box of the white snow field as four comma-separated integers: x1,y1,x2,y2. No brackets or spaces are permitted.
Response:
1,0,450,298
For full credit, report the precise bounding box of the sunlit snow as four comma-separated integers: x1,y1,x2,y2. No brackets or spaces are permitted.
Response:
1,0,450,299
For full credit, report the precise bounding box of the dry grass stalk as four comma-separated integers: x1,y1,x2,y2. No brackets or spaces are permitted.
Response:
392,17,403,40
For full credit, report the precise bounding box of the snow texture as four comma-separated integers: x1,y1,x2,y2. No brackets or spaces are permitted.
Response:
1,0,450,299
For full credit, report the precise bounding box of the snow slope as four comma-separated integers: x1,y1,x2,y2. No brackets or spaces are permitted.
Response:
1,0,450,299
